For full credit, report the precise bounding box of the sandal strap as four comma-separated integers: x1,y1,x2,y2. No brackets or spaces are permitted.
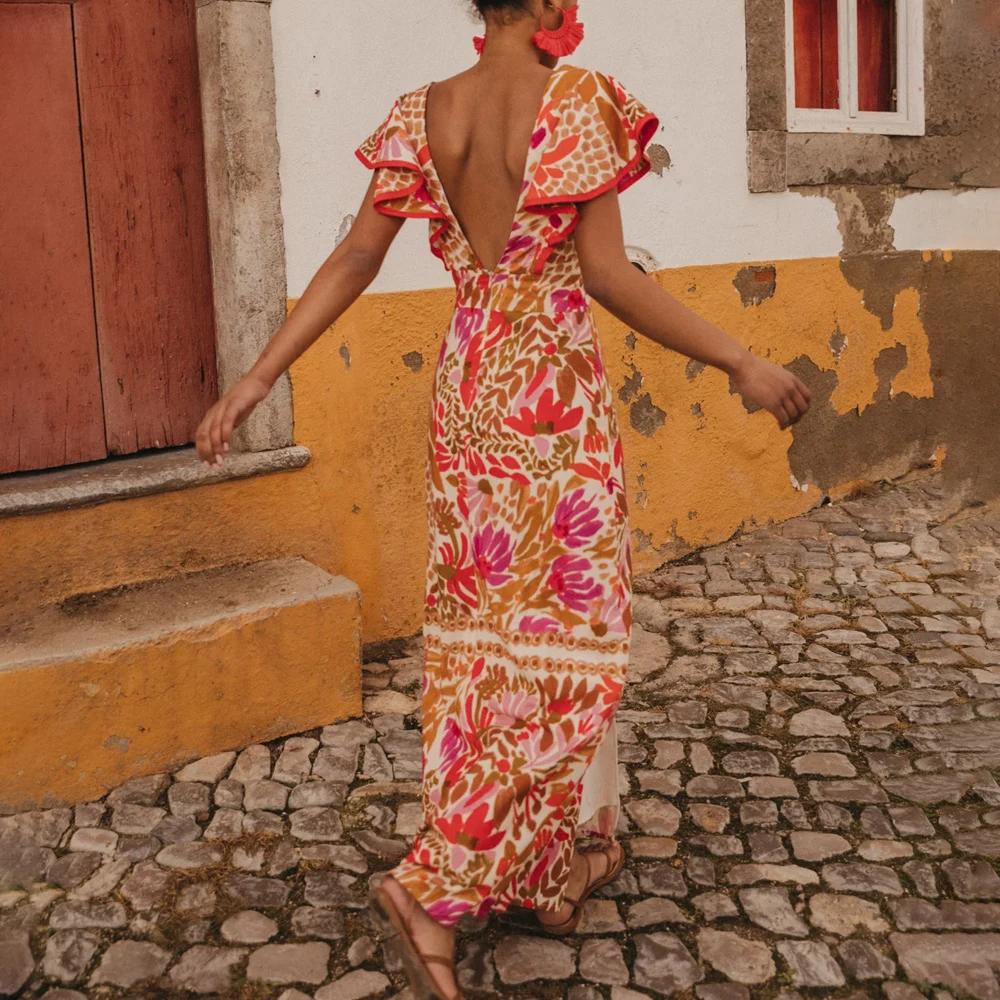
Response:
586,842,621,879
388,900,462,999
582,846,606,887
556,847,617,914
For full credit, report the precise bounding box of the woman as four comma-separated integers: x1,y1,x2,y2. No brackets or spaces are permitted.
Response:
196,1,810,996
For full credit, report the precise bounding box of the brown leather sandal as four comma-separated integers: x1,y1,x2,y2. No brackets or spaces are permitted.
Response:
369,882,465,1000
536,841,625,936
496,841,625,937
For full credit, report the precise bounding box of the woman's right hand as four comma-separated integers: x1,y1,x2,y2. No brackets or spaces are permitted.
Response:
195,375,272,467
730,354,812,431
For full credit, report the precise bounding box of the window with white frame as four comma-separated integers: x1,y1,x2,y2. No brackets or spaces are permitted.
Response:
785,0,925,135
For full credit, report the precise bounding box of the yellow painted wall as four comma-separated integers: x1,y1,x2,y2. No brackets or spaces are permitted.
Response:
1,257,935,644
0,584,362,811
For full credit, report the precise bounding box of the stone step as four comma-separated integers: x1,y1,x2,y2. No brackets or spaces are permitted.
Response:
0,558,361,811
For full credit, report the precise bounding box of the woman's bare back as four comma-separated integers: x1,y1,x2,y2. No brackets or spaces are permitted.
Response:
425,63,554,272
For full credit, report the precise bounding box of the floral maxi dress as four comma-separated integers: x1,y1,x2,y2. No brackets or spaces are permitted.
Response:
357,64,659,926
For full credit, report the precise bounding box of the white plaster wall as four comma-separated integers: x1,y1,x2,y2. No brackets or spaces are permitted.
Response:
890,188,1000,252
271,0,1000,297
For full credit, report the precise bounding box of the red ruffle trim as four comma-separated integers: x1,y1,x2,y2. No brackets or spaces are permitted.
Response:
355,148,447,223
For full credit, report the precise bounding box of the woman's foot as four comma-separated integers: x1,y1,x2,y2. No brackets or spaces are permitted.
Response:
380,876,460,1000
537,841,623,932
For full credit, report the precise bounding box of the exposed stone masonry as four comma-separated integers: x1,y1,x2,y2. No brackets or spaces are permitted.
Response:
3,470,1000,998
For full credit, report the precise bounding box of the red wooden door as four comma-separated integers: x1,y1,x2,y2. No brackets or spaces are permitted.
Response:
75,0,218,455
0,0,218,474
0,3,107,474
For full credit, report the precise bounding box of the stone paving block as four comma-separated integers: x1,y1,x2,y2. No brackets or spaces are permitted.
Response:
789,831,852,861
627,897,690,928
493,936,575,985
47,852,101,890
633,932,702,994
0,932,34,995
776,940,845,987
579,938,630,985
316,969,392,1000
246,942,330,984
725,864,819,886
891,933,1000,1000
739,887,809,936
168,945,247,993
837,938,896,979
88,941,170,988
175,752,236,784
626,799,681,836
942,859,1000,899
41,929,99,983
698,928,776,984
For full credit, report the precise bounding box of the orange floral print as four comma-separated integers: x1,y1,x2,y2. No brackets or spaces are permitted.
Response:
356,64,658,926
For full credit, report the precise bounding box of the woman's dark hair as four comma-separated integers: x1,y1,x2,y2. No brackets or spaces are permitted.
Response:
472,0,532,17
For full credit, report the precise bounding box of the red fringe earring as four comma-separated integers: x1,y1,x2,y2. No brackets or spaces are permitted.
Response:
532,4,584,58
473,35,485,56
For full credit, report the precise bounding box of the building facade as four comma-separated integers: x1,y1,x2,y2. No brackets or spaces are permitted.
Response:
1,0,998,808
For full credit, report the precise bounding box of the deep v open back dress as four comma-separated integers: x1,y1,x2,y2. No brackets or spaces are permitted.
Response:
357,64,659,926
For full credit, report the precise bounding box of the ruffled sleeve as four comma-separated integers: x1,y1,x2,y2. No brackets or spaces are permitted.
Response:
355,101,445,221
525,69,659,210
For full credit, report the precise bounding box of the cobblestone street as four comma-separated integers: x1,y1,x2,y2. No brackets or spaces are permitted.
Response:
4,470,1000,1000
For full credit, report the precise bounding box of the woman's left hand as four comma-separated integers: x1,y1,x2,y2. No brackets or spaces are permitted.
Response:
730,354,812,431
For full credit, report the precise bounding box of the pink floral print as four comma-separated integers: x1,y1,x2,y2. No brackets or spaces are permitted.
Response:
357,64,658,925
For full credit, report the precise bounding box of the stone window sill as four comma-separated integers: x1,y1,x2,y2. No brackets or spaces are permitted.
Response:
0,445,311,518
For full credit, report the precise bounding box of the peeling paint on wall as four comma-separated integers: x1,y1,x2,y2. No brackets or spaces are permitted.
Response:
646,143,672,176
733,265,777,307
630,393,667,437
339,343,351,372
801,185,898,256
828,326,847,358
827,287,933,415
402,351,423,373
784,251,997,496
729,376,763,416
618,366,643,404
632,528,655,553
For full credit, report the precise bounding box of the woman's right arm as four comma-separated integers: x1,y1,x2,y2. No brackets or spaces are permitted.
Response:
195,175,405,467
574,188,811,430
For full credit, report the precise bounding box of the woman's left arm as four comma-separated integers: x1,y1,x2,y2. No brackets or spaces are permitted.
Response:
574,188,811,430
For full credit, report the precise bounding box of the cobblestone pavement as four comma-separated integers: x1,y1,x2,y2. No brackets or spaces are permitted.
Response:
4,471,1000,1000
